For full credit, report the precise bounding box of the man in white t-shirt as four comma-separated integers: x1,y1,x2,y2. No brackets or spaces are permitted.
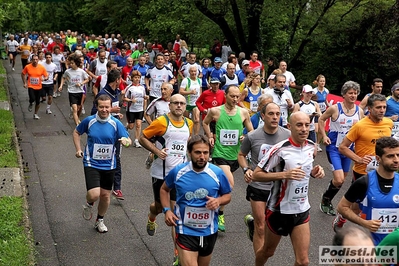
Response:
279,60,296,89
179,66,201,135
6,35,19,71
145,53,174,102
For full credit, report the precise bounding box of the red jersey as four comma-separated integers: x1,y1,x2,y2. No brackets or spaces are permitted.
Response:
87,51,97,61
48,42,64,53
152,44,163,54
195,89,226,120
249,60,264,75
120,65,133,90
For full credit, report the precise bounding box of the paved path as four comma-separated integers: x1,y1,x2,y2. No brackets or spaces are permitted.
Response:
4,59,348,265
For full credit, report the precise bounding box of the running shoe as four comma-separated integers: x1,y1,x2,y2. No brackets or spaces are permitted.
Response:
53,93,57,98
320,196,336,216
317,144,323,152
12,67,15,71
145,153,153,169
81,107,85,114
95,219,108,233
33,114,40,120
134,139,141,148
333,213,346,232
46,108,52,114
112,190,125,200
82,203,93,220
244,214,254,242
57,92,61,97
173,255,180,266
146,218,158,236
218,214,225,232
28,103,33,112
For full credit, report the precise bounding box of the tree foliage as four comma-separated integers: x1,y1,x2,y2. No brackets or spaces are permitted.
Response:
3,0,399,93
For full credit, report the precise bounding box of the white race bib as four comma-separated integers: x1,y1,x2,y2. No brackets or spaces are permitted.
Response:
371,208,399,234
220,129,239,146
184,206,212,229
366,156,379,172
167,140,186,157
30,77,39,85
250,101,258,112
93,144,113,160
392,122,399,135
288,181,308,203
319,102,326,112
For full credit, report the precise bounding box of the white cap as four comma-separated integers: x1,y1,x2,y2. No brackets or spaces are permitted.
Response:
302,85,315,94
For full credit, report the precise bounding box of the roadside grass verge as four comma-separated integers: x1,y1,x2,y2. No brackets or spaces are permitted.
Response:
0,62,33,266
0,196,32,266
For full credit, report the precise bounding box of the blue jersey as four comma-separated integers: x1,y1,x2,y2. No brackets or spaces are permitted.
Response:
236,69,246,85
201,67,210,88
114,55,128,67
385,97,399,118
165,162,231,236
76,114,129,170
208,67,226,81
361,171,399,245
91,85,121,116
315,88,329,112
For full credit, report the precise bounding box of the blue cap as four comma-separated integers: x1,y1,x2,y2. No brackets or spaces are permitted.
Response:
214,57,222,63
210,78,221,84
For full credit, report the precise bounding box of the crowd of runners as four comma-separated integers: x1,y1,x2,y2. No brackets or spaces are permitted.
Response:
6,30,399,266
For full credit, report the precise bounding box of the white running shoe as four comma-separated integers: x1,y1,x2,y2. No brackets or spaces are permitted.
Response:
53,93,57,98
46,109,52,114
95,219,108,233
134,139,141,148
33,114,40,120
81,107,85,114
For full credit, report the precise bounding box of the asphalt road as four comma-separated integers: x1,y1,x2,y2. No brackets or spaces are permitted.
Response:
4,59,349,265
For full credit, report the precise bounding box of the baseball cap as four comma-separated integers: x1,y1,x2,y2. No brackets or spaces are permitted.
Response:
214,57,222,63
55,35,61,39
89,45,95,49
210,78,221,84
242,59,250,66
302,85,315,94
137,39,142,43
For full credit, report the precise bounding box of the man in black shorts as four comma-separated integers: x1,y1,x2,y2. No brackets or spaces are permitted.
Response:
203,85,253,232
160,135,231,266
253,111,325,266
238,101,290,254
73,94,131,233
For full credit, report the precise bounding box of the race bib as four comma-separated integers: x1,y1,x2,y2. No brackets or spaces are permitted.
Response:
134,98,144,106
92,144,113,160
184,206,212,229
167,140,186,157
30,77,39,85
140,76,145,85
111,101,119,116
23,50,30,55
220,129,239,146
392,122,399,135
319,102,326,112
250,101,258,112
288,181,308,203
366,156,379,172
99,69,107,75
335,132,346,148
371,208,399,234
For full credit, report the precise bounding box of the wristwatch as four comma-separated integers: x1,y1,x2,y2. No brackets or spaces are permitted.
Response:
162,207,171,214
243,167,249,174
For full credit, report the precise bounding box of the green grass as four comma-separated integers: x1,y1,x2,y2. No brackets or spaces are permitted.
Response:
0,110,18,168
0,76,7,101
0,196,33,266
